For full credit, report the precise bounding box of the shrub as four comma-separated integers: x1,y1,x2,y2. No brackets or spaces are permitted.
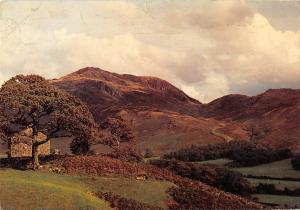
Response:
291,156,300,170
107,146,143,162
144,148,155,158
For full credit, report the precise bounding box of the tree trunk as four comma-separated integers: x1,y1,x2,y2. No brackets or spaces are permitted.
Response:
32,144,40,170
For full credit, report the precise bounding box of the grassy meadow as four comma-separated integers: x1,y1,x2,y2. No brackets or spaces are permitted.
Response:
195,158,233,166
232,158,300,179
0,169,173,210
253,194,300,207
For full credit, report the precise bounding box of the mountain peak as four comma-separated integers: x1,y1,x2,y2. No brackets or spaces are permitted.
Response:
52,67,202,119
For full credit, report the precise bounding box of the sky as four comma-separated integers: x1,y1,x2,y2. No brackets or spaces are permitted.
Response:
0,0,299,103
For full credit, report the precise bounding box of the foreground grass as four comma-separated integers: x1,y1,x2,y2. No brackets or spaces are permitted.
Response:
82,176,174,208
253,194,300,207
0,169,110,210
233,159,300,179
0,169,173,210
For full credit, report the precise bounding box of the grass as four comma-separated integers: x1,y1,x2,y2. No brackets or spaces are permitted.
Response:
82,176,174,208
0,169,173,210
233,159,300,179
232,159,300,207
0,169,110,210
195,158,233,166
247,178,300,190
253,194,300,207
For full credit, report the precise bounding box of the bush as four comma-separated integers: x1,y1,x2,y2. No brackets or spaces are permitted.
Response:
70,138,90,155
291,156,300,170
107,146,143,162
144,148,155,158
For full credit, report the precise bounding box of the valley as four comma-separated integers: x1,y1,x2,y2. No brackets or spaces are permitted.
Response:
0,68,300,209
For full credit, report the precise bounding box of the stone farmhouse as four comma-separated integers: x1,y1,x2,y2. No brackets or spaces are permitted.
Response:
8,128,50,158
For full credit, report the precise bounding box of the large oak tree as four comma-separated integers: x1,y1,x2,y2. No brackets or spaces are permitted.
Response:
0,75,97,169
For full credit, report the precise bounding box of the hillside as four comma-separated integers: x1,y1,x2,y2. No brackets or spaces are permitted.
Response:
52,67,202,119
51,67,300,154
200,89,300,120
200,89,300,152
52,67,247,155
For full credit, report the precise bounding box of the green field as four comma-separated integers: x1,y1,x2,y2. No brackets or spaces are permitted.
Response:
231,159,300,207
0,169,173,210
195,158,233,166
253,194,300,207
247,178,300,190
82,176,174,208
233,159,300,179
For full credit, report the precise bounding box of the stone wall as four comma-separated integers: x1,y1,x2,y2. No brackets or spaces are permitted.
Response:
9,128,50,158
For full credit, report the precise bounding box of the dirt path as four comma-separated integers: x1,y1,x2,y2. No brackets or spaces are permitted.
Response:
211,123,234,142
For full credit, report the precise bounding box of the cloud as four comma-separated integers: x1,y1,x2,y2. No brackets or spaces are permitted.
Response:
162,1,300,98
0,0,299,102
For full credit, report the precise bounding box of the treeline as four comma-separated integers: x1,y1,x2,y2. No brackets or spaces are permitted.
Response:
150,159,253,196
256,183,300,197
164,140,291,167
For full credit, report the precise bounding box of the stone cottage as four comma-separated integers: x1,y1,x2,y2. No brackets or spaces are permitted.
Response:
9,128,50,158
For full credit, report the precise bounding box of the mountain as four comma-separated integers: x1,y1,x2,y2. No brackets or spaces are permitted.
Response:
52,67,300,154
52,67,201,119
200,89,300,153
200,89,300,120
51,67,247,154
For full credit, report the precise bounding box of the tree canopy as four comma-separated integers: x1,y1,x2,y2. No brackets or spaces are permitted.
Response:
0,75,96,169
0,75,137,169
